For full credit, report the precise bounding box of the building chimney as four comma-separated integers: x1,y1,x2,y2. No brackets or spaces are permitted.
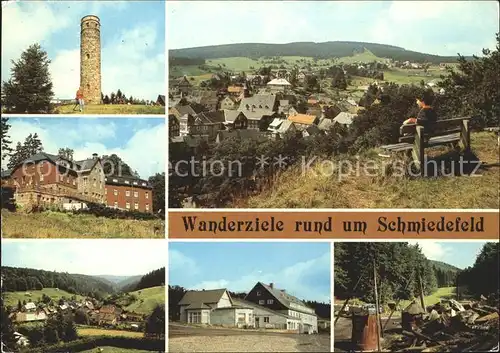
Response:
269,283,274,289
92,153,98,159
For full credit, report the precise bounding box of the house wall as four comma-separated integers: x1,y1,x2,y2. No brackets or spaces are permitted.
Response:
105,183,153,213
245,284,288,312
217,291,232,308
77,161,105,203
285,309,318,333
253,308,288,329
210,309,235,326
10,161,78,190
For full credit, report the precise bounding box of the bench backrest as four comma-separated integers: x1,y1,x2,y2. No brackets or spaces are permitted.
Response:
400,116,472,136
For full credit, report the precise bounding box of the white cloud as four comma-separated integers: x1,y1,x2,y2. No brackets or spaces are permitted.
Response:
2,1,163,100
2,119,165,178
185,251,331,302
407,240,450,261
3,239,166,276
169,249,199,277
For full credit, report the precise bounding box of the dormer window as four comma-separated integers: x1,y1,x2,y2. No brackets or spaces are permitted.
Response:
112,178,118,182
125,180,130,184
133,181,138,185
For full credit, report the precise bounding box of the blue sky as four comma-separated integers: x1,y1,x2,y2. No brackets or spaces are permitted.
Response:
168,1,499,56
1,117,165,178
169,242,331,302
407,241,493,269
2,1,165,99
2,239,167,276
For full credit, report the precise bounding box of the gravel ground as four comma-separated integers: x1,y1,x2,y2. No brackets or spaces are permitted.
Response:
169,335,300,352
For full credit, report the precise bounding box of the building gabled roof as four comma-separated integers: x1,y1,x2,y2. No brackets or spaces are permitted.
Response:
318,118,334,131
179,289,230,306
267,78,291,86
105,176,152,189
251,282,316,316
238,94,277,113
185,302,211,310
333,112,356,126
227,86,244,94
172,105,198,117
277,120,295,134
288,114,317,125
196,111,225,124
223,110,245,123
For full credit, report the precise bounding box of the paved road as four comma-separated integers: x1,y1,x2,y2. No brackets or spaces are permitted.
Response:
169,324,331,352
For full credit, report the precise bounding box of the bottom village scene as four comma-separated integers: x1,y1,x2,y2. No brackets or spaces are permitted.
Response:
1,240,499,353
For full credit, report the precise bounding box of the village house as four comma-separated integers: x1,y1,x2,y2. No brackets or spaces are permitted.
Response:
220,96,239,110
187,90,220,111
156,95,166,106
267,78,292,92
268,118,297,139
245,282,318,334
179,111,226,141
169,114,180,138
12,310,48,323
227,85,245,97
287,113,318,131
278,100,299,117
169,76,192,96
222,110,248,130
178,289,253,327
24,302,36,312
105,175,153,213
169,104,202,120
333,112,357,127
238,94,278,130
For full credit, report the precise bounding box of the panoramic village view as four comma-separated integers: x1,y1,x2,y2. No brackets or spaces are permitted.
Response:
168,242,331,352
1,1,165,115
333,241,499,352
1,240,166,353
0,117,166,238
168,1,500,209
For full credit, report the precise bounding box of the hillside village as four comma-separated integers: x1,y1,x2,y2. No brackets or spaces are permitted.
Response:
1,267,165,352
168,56,447,147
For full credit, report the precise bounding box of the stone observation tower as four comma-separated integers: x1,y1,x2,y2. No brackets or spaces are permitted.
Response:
80,15,102,104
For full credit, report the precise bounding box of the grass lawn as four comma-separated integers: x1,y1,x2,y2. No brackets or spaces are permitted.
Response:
123,286,165,315
400,287,457,309
170,65,211,77
77,328,144,338
80,347,153,353
55,104,164,115
237,132,500,209
3,288,83,307
1,210,165,238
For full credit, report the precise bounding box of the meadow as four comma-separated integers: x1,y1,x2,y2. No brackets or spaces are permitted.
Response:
122,286,165,315
77,328,144,338
55,104,164,115
1,210,165,238
3,288,84,307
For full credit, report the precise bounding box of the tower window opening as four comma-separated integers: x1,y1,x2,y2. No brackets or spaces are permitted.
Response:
86,53,90,59
86,22,89,27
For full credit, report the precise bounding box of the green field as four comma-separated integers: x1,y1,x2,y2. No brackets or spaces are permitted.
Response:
1,210,165,238
55,104,164,115
122,286,165,315
3,288,84,308
78,328,144,338
400,287,457,309
236,132,500,209
80,348,152,353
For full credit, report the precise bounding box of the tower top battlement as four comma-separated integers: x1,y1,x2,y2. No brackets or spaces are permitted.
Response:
81,15,100,24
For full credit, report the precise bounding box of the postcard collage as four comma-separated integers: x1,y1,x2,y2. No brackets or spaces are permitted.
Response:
1,1,499,352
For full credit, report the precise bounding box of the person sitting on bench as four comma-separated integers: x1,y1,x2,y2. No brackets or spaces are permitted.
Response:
402,90,437,129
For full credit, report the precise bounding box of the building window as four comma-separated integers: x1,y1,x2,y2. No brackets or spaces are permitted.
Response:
145,192,149,199
145,204,150,211
267,299,273,304
188,311,201,324
256,291,261,296
259,300,265,305
134,191,138,198
125,180,130,184
105,188,107,194
114,201,118,208
113,189,118,196
134,202,139,210
113,178,118,182
126,202,130,209
126,190,130,197
264,317,270,323
73,180,76,186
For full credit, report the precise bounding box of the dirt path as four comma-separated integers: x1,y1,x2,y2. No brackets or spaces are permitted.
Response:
169,324,330,352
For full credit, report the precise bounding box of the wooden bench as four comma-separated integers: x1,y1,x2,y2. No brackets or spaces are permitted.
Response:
380,117,472,173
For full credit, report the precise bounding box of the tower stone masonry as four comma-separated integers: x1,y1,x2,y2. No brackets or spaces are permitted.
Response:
80,15,102,104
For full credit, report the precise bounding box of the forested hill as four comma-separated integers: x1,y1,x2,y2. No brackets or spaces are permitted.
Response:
430,260,461,272
1,266,115,296
133,267,165,291
169,41,461,63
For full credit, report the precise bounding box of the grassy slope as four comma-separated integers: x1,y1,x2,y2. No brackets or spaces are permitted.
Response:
400,287,456,309
80,348,152,353
1,211,164,238
3,288,84,307
55,104,164,115
236,132,500,209
77,328,144,338
122,286,165,315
